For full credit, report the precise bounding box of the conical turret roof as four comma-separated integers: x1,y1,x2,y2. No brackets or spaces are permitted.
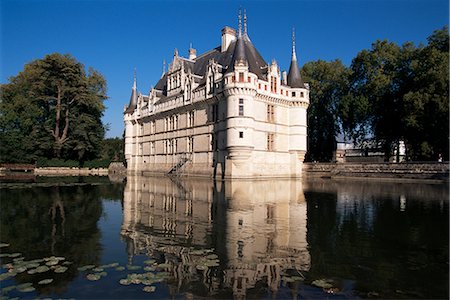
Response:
125,71,137,114
287,28,305,88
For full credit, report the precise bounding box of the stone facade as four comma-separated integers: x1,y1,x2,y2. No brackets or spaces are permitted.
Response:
124,16,309,179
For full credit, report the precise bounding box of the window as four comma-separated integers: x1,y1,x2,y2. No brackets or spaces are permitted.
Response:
151,121,155,134
270,76,277,93
292,91,296,97
239,72,244,82
267,104,275,123
150,142,155,155
187,137,194,152
267,133,275,151
247,76,251,83
239,131,244,138
232,75,236,82
300,92,304,97
238,98,244,116
212,104,219,122
188,111,195,127
173,139,177,153
258,83,261,89
264,85,267,91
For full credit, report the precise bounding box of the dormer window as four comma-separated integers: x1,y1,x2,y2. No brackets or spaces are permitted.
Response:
239,72,244,82
300,92,304,97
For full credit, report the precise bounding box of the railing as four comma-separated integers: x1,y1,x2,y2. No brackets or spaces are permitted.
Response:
168,153,192,175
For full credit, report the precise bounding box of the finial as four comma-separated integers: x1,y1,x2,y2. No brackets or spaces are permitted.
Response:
292,27,297,61
243,9,247,35
189,42,192,49
162,59,166,74
133,68,136,89
238,8,242,37
174,48,178,57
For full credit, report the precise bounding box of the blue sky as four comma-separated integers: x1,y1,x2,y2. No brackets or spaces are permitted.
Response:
1,0,448,138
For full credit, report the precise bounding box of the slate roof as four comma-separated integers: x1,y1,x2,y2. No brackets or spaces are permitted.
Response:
153,32,268,97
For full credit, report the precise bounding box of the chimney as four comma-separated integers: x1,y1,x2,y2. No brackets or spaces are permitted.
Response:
221,26,236,52
282,71,287,85
189,47,197,60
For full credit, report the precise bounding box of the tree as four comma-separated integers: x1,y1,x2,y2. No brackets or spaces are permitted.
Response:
0,53,107,163
402,27,449,160
343,27,449,161
302,60,349,162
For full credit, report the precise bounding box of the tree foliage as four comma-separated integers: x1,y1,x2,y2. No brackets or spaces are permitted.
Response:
0,53,107,164
302,60,349,162
304,26,448,161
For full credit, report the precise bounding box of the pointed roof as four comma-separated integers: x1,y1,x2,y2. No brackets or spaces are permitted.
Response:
125,70,137,114
287,28,305,88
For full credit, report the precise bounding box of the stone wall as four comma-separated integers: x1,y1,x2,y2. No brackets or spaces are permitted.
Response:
35,167,108,176
303,162,449,182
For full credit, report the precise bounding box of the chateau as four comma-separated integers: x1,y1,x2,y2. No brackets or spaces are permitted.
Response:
124,14,309,179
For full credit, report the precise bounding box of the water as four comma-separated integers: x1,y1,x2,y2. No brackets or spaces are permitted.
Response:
0,176,448,299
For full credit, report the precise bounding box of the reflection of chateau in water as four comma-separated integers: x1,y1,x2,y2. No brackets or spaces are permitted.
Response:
121,176,310,297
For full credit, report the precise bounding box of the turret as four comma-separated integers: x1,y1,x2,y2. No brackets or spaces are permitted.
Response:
223,9,257,166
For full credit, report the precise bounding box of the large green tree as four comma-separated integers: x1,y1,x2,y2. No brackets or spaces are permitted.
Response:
341,26,448,161
302,59,349,162
0,53,107,163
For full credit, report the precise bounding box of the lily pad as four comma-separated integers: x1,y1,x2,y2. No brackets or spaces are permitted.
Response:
143,259,156,265
157,263,170,269
115,266,125,271
100,262,119,268
17,286,35,293
36,265,50,273
9,253,21,258
0,243,10,248
92,267,104,272
24,262,40,269
196,264,208,271
54,266,68,273
1,285,16,293
46,260,59,266
86,274,101,281
27,268,38,275
16,283,33,289
126,265,141,271
62,261,73,266
311,279,334,289
144,266,155,272
0,254,10,258
119,279,131,285
143,286,156,293
38,279,54,285
206,254,218,260
204,260,219,267
77,265,95,272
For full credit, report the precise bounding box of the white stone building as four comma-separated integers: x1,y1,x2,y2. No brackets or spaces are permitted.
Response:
124,14,309,179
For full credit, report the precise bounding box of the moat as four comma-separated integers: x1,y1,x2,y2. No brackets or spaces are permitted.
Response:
0,176,448,299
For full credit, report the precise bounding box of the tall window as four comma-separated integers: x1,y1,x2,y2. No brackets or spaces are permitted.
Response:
187,137,194,152
270,76,277,93
188,111,195,127
150,142,155,155
151,121,155,134
238,99,244,116
212,104,219,122
267,104,275,123
267,133,275,151
239,72,244,82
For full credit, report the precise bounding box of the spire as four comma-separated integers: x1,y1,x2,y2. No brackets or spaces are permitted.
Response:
243,9,247,36
292,27,297,61
287,28,305,88
238,8,242,37
162,59,166,75
125,69,138,114
225,9,249,74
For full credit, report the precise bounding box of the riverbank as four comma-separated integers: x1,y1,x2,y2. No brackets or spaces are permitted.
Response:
33,167,109,176
303,162,449,183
